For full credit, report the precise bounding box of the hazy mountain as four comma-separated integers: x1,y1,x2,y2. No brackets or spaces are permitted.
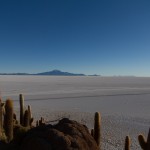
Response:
0,70,85,76
36,70,85,76
0,73,29,75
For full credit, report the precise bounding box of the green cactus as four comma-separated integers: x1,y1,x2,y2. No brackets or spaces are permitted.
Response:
138,129,150,150
125,136,131,150
23,110,30,127
19,94,25,126
4,99,14,142
94,112,101,148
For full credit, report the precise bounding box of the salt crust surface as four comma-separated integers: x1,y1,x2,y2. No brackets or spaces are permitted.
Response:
0,75,150,149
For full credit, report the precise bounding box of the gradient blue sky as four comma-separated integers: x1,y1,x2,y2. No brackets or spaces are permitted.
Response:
0,0,150,76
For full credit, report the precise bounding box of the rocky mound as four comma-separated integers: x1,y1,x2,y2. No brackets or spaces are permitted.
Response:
17,118,98,150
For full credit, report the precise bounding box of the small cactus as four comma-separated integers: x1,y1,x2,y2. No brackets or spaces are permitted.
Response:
39,117,45,126
28,105,32,119
94,112,101,148
125,136,131,150
36,120,39,127
19,94,25,126
4,99,14,142
91,128,94,137
138,128,150,150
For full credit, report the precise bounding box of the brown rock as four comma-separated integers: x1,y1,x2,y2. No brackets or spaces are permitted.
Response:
19,118,98,150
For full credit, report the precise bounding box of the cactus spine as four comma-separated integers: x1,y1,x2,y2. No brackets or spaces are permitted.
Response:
19,94,24,126
94,112,101,149
125,136,130,150
138,128,150,150
4,99,14,142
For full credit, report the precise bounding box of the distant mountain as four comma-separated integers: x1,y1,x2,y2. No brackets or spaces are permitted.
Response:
36,70,85,76
0,73,29,75
0,70,85,76
88,74,100,76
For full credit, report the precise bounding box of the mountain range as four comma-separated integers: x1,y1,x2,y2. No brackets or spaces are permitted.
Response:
0,70,86,76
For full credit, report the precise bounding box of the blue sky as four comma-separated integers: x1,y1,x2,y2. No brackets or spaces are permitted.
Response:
0,0,150,76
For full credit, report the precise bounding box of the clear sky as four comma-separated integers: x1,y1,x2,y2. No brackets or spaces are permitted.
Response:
0,0,150,76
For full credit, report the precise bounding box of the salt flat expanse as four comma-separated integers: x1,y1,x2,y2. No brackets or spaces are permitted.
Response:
0,75,150,118
0,75,150,149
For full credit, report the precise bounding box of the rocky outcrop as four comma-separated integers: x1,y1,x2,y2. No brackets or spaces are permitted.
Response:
19,118,98,150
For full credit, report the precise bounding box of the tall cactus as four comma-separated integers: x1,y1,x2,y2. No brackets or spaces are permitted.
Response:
4,99,14,142
94,112,101,149
19,94,24,125
0,98,3,137
138,128,150,150
125,136,131,150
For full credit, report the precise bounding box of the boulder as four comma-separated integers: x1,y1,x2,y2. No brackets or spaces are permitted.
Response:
19,118,98,150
